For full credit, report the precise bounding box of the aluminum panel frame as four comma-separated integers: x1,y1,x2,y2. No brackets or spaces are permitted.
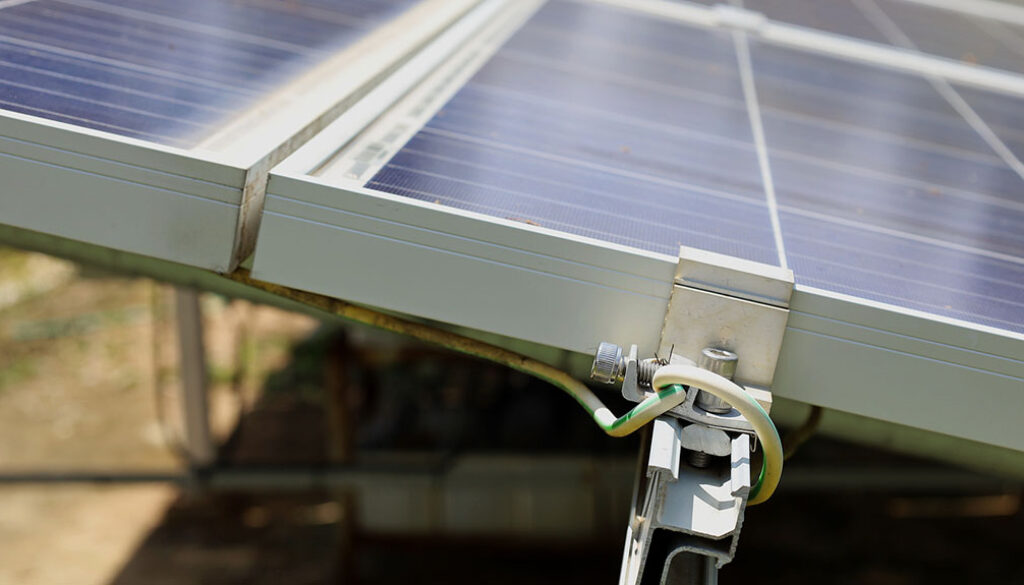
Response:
254,173,1024,453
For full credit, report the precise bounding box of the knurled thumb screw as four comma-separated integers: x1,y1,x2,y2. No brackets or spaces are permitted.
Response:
590,342,625,384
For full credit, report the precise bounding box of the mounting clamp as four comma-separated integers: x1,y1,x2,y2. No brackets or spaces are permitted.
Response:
605,247,794,585
659,246,794,393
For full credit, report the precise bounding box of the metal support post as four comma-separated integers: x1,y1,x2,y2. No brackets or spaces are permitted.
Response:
174,288,215,469
324,331,358,582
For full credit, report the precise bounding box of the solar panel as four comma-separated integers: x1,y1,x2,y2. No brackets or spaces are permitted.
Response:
0,0,418,147
237,0,1024,450
344,1,1024,334
956,83,1024,161
368,0,781,265
751,45,994,154
254,0,1024,332
4,0,1015,447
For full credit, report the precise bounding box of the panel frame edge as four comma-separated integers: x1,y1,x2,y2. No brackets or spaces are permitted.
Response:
0,110,246,271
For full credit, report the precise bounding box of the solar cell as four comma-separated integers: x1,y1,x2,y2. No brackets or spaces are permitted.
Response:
368,0,781,265
956,84,1024,162
0,0,419,147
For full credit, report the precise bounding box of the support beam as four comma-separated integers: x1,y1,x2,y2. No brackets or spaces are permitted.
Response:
175,288,214,469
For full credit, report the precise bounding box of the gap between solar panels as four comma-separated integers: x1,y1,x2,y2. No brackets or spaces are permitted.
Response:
0,0,484,272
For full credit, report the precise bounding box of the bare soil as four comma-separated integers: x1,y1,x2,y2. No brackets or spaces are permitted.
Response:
0,250,318,585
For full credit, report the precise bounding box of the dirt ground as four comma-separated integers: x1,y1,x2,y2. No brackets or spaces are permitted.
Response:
0,484,176,585
0,249,319,585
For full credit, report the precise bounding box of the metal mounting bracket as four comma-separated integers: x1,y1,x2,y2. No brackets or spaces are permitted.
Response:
619,417,753,585
659,247,794,389
609,247,793,584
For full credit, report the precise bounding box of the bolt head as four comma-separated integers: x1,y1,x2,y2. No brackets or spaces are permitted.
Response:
590,342,624,384
698,347,738,380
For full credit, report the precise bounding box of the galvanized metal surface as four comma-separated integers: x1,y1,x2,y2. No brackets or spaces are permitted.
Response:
660,248,794,389
619,419,751,585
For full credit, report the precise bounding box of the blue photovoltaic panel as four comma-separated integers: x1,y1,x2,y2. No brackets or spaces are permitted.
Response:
751,43,1024,333
753,45,1021,210
0,0,418,148
781,211,1024,332
368,0,782,265
367,0,1024,333
751,45,994,156
955,84,1024,163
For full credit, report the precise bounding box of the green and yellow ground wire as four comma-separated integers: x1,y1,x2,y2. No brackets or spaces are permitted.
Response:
230,270,783,506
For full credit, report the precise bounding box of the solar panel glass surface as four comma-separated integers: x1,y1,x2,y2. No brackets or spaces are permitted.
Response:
368,0,781,265
0,0,419,147
956,84,1024,162
750,43,1024,333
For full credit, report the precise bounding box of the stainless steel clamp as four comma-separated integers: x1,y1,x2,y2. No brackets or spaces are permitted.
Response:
594,246,794,585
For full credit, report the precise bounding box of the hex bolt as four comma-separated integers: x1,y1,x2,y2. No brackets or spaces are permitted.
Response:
590,342,625,384
696,347,738,414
